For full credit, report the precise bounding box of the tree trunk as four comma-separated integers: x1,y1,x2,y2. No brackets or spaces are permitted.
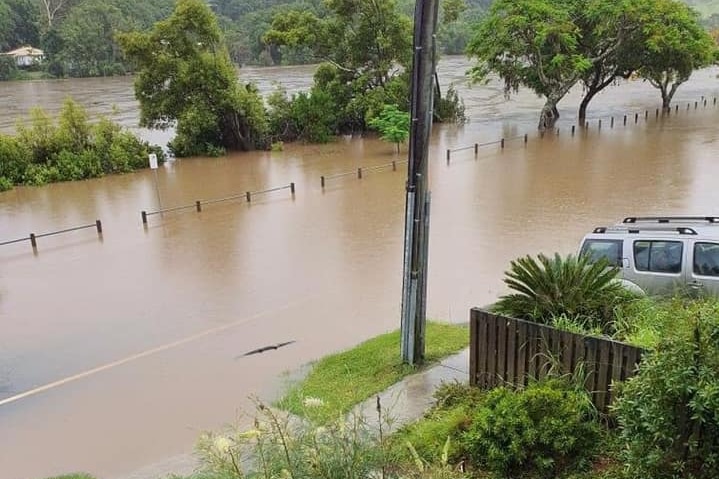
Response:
661,85,671,110
579,89,599,124
538,98,560,130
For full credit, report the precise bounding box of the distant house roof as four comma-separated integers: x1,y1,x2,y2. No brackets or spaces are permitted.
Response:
2,46,44,57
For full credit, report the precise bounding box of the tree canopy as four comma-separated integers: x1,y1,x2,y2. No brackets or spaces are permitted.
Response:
118,0,267,155
637,0,717,108
467,0,718,128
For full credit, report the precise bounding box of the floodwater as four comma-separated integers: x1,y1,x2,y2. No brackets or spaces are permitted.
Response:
1,57,719,479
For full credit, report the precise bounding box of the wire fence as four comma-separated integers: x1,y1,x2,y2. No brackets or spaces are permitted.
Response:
141,183,296,224
0,220,103,250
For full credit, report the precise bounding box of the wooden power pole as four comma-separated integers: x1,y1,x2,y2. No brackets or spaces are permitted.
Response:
400,0,439,365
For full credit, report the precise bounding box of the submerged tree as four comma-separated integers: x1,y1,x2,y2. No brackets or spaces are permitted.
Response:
118,0,268,156
263,0,413,130
467,0,593,130
368,104,410,153
636,0,716,109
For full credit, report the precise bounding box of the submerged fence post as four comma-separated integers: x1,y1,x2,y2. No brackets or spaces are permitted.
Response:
95,220,103,234
635,113,638,123
357,168,363,179
695,101,698,109
675,104,679,113
446,149,450,163
321,176,326,188
29,233,36,249
656,108,659,118
501,138,505,148
392,161,397,171
598,119,602,130
571,125,575,136
524,133,528,143
474,143,478,156
585,121,589,129
195,201,202,212
610,117,614,128
290,182,295,195
246,191,251,202
623,115,627,125
141,211,148,224
645,110,648,120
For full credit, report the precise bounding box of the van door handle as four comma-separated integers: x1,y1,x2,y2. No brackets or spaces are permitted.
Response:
689,281,704,289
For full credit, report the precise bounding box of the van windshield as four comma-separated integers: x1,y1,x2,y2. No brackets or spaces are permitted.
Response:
580,239,623,267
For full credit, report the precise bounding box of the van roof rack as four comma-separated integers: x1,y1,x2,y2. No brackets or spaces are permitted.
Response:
594,226,698,235
623,216,719,224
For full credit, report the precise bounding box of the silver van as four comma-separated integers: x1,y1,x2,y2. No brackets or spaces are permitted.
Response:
579,216,719,296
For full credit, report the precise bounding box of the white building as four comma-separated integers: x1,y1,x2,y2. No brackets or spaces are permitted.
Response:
2,46,44,67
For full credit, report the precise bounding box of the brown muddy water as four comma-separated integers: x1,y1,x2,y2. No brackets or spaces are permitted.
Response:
1,57,719,479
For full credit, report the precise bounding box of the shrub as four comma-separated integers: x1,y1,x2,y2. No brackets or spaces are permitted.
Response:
0,134,31,183
493,253,636,332
368,104,410,153
461,379,600,479
0,176,12,191
613,309,719,479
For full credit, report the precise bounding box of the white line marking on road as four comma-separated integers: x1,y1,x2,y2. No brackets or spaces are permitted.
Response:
0,299,309,408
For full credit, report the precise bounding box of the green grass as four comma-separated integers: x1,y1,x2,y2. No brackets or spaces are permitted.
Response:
44,475,97,479
276,322,469,421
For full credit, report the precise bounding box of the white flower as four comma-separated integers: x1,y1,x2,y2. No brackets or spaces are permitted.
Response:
303,396,325,408
213,436,232,455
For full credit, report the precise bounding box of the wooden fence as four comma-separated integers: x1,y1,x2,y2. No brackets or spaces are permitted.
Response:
469,309,645,412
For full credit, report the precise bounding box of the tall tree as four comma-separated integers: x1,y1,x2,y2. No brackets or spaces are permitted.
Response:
637,0,716,109
57,0,123,76
467,0,594,129
118,0,268,155
38,0,75,29
576,0,642,123
263,0,413,130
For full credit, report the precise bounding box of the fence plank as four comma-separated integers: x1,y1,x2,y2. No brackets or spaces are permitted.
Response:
476,311,489,387
516,321,528,387
506,318,517,385
497,316,508,383
486,314,498,388
560,331,574,375
527,323,538,381
595,341,611,412
609,343,625,405
470,309,479,386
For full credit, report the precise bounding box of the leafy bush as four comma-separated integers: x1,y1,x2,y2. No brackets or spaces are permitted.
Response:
493,253,636,331
613,309,719,479
0,176,12,191
368,104,410,153
461,379,599,479
267,88,338,143
434,86,466,124
0,134,31,183
3,100,162,188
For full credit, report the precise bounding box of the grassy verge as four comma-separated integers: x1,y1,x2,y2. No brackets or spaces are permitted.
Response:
44,475,96,479
276,321,469,421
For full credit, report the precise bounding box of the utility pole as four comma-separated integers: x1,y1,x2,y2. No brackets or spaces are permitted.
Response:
400,0,439,365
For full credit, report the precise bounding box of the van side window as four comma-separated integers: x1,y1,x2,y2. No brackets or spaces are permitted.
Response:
634,240,683,274
693,242,719,277
580,239,623,267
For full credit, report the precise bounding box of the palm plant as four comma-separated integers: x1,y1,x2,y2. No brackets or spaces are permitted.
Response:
493,253,633,331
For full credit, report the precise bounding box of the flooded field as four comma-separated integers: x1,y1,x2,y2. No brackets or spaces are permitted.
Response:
1,58,719,479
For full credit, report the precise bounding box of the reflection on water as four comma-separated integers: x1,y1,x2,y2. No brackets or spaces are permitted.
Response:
1,59,719,479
